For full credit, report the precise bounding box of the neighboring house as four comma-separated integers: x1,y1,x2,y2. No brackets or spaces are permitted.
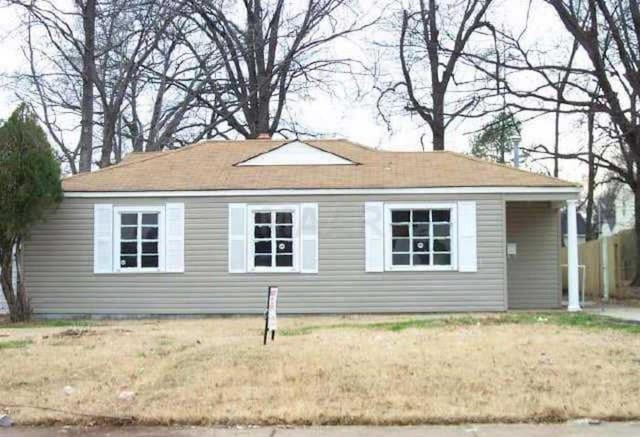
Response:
612,185,635,234
561,210,587,247
23,139,581,316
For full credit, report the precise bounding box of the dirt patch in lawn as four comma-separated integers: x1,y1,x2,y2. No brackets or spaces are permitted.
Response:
43,328,133,339
1,313,640,426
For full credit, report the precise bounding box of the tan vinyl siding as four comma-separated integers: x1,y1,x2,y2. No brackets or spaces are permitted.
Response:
25,194,507,315
506,202,562,309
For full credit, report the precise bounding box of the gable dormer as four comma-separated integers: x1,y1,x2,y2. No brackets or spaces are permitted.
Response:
235,140,355,166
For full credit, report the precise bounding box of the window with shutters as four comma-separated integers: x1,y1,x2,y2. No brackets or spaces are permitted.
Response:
248,205,300,272
114,206,165,272
384,203,457,271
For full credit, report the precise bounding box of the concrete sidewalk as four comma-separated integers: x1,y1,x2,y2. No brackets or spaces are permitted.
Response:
2,423,640,437
586,303,640,322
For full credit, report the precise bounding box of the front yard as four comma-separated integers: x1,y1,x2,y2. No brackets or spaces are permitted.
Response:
2,312,640,425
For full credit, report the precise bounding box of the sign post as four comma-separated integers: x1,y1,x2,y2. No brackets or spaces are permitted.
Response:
263,286,278,345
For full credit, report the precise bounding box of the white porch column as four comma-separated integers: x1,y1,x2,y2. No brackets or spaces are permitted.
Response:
566,199,581,312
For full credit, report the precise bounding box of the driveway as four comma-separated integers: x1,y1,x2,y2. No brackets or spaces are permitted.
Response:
2,423,640,437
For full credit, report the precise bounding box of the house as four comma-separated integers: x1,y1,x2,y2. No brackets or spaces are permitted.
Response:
22,139,582,317
611,185,635,234
561,210,587,247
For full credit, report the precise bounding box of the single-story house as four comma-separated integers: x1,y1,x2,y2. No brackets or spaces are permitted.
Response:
23,139,583,316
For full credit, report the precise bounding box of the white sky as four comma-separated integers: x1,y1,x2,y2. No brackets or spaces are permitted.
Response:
0,0,588,186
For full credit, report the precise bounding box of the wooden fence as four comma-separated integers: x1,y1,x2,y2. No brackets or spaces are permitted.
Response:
561,228,636,299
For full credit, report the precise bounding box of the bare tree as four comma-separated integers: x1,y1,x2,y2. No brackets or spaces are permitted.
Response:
541,0,640,282
553,39,579,177
463,0,640,258
585,100,598,240
190,0,372,139
7,0,100,172
121,15,231,152
7,0,224,170
377,0,496,151
93,0,183,167
79,0,96,172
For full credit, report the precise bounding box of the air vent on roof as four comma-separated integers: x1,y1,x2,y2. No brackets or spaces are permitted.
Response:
236,140,355,166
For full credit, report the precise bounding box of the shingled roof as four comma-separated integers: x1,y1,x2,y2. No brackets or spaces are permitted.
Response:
62,139,578,192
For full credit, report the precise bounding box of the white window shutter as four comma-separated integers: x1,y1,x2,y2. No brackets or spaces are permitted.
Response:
228,203,247,273
165,203,185,272
300,203,319,273
458,201,477,272
365,202,384,272
93,204,113,273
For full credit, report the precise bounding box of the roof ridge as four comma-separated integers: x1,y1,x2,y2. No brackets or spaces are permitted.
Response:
445,151,580,187
325,139,378,152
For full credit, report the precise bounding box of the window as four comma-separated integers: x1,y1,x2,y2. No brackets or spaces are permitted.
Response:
94,203,184,274
229,203,318,274
385,203,457,270
248,205,299,272
114,207,164,272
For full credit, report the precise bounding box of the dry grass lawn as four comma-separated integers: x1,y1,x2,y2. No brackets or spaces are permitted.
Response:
2,313,640,425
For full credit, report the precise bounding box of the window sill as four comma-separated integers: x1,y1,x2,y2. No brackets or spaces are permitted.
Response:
95,270,183,274
384,265,457,272
248,268,300,274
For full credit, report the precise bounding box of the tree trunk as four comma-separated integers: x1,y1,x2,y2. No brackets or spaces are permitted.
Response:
256,103,270,137
99,112,116,168
432,93,445,151
0,247,17,320
432,128,444,151
553,92,561,178
0,241,30,322
14,240,31,321
632,186,640,287
78,0,96,173
585,108,596,240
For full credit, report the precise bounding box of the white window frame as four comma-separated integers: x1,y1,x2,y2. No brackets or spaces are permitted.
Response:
384,202,458,272
113,206,166,273
247,204,300,273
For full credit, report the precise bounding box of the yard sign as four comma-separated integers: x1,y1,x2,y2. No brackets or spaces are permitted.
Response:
263,286,278,345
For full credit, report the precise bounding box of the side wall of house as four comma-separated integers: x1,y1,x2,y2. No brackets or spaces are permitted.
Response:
0,289,8,314
506,201,562,309
0,248,15,314
24,194,507,315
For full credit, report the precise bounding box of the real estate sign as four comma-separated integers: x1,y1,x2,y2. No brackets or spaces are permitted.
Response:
263,286,278,345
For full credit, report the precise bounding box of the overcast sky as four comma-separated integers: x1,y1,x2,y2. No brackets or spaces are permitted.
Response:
0,0,587,184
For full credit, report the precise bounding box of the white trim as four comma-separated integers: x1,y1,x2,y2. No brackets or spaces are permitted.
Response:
457,201,477,272
300,203,319,274
164,203,185,273
113,206,166,273
247,204,300,273
383,202,458,272
365,202,385,272
566,199,581,312
65,186,581,198
93,204,114,273
228,203,248,273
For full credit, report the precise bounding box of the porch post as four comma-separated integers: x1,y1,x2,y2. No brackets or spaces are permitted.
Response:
566,199,581,312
